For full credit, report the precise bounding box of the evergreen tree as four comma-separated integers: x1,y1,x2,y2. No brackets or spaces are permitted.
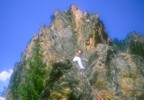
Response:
127,32,144,59
129,40,144,59
20,39,46,100
8,62,24,99
112,38,127,52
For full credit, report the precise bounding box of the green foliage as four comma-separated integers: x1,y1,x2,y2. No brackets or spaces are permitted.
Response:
40,59,72,99
129,40,144,58
20,39,46,100
9,62,24,99
112,38,127,52
112,32,144,59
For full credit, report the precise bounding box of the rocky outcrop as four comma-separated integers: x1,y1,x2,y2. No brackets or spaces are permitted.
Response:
39,44,144,100
6,5,144,100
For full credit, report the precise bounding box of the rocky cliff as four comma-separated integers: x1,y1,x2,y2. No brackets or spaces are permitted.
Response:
6,5,144,100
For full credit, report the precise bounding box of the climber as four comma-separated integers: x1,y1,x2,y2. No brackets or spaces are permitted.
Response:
73,50,85,69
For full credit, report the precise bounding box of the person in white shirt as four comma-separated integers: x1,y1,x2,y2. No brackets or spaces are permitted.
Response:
73,50,85,69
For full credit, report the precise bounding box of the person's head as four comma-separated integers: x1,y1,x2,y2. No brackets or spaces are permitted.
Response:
78,50,82,54
76,49,83,56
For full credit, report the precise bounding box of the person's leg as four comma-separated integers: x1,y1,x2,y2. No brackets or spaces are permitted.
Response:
77,58,84,69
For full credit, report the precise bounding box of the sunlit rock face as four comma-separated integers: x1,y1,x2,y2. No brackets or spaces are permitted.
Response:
6,5,144,100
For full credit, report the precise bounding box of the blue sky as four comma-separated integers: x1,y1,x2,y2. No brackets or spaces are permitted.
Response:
0,0,144,93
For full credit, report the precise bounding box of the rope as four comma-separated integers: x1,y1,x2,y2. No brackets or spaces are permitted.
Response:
81,71,104,100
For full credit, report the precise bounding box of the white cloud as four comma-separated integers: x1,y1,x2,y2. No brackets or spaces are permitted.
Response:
0,97,5,100
0,69,13,82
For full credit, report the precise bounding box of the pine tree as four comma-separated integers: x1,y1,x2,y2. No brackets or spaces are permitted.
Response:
20,38,46,100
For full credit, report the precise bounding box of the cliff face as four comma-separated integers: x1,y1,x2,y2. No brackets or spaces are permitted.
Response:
6,5,144,100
